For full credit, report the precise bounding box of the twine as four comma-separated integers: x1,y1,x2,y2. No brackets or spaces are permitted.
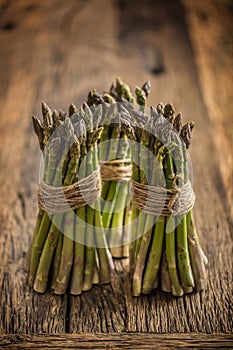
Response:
38,168,101,214
99,159,132,182
130,178,195,216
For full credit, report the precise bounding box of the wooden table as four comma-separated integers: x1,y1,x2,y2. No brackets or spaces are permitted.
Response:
0,0,232,348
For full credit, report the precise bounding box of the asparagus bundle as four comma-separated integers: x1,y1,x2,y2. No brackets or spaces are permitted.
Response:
87,78,150,257
28,102,113,294
28,79,206,299
126,101,207,297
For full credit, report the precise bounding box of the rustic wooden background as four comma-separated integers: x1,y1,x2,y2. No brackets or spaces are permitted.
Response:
0,0,232,348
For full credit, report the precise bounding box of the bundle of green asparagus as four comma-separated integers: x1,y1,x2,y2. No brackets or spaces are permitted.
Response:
123,101,207,297
28,102,113,294
29,78,207,299
87,78,151,257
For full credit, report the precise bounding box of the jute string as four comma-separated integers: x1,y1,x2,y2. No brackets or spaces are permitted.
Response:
38,168,101,214
130,178,195,216
99,159,132,182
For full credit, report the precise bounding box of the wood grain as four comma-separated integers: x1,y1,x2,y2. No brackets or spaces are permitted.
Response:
0,0,232,341
183,0,233,217
0,333,233,349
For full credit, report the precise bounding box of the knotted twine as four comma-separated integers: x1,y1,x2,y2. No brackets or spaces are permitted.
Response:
38,168,101,214
99,159,132,182
130,178,195,216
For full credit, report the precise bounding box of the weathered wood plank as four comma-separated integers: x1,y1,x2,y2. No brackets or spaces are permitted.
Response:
0,0,232,335
183,0,233,216
0,333,232,349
